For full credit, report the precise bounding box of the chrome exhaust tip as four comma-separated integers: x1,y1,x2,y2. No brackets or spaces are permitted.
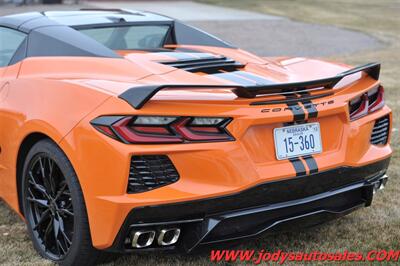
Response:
373,175,389,194
379,175,388,190
157,228,181,246
131,230,156,248
373,182,380,194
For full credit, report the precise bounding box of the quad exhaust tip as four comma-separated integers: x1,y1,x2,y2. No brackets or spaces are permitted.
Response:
131,230,156,248
157,228,181,246
373,175,388,194
380,175,388,189
131,228,181,248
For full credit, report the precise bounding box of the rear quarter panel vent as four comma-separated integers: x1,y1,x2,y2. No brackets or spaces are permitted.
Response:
128,155,179,193
370,115,390,145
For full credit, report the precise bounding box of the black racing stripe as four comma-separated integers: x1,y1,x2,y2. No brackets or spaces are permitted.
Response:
303,100,318,118
213,73,257,86
286,101,306,122
302,155,319,174
285,97,307,177
157,52,198,60
289,158,307,177
233,71,277,85
298,92,318,118
173,47,205,53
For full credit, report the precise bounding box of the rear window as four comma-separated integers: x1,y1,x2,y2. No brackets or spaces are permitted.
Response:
0,27,26,67
78,25,170,50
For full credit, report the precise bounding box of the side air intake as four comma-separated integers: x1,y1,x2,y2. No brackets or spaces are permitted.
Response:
128,155,179,193
370,115,390,145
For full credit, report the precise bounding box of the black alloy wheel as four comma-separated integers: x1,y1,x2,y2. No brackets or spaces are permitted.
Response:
25,153,74,260
22,139,113,265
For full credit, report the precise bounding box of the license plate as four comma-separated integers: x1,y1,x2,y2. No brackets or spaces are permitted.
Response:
274,123,322,160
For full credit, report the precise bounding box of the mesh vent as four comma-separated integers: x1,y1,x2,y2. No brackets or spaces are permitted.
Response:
128,155,179,193
370,115,390,145
159,57,244,73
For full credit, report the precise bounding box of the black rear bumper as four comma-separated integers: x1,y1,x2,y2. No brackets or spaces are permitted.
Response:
108,157,390,253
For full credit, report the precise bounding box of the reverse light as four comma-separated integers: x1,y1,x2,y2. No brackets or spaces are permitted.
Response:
191,117,225,125
349,86,385,121
91,116,233,144
134,116,176,125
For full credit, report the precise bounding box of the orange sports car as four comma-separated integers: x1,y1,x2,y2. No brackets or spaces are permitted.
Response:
0,9,392,265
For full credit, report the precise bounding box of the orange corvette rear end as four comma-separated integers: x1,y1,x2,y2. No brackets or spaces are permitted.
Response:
0,9,392,266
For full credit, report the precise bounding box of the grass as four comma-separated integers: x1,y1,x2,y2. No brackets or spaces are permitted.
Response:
1,0,399,265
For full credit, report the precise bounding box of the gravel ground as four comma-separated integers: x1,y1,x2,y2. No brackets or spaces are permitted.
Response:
189,19,382,57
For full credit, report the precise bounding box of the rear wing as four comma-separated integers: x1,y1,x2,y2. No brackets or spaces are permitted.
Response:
119,62,380,109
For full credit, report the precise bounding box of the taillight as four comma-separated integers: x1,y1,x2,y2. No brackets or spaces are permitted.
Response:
91,116,233,144
349,86,384,121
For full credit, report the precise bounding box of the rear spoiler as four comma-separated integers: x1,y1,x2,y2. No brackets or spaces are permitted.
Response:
119,62,380,109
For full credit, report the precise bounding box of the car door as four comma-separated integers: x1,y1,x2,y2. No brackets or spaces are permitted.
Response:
0,27,27,189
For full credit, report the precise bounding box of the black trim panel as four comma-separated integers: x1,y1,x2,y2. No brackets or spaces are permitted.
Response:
201,186,366,246
115,157,390,223
108,157,390,253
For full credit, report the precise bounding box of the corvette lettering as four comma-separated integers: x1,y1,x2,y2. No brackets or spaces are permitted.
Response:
261,100,335,113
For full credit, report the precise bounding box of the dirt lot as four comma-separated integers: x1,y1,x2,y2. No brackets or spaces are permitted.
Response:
0,0,399,265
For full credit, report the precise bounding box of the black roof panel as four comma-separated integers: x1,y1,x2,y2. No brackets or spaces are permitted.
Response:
18,16,61,32
0,12,42,31
45,10,172,27
0,10,172,32
27,25,120,58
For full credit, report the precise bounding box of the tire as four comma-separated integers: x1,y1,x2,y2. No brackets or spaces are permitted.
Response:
21,139,113,265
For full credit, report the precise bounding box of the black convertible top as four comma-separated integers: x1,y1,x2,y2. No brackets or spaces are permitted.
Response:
0,9,174,32
0,9,233,64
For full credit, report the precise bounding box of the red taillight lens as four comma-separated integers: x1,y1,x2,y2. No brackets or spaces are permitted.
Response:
368,86,385,112
349,86,384,121
113,117,183,143
91,116,233,144
173,118,232,141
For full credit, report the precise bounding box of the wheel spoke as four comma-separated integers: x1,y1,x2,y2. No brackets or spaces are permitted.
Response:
58,208,74,217
43,216,54,246
62,191,71,197
38,157,46,179
54,182,68,202
53,218,60,239
38,157,54,196
61,229,72,246
53,217,63,257
27,187,35,198
48,157,54,179
47,158,57,196
57,240,67,256
27,197,49,208
33,209,51,230
58,214,65,231
57,214,72,250
29,172,49,198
